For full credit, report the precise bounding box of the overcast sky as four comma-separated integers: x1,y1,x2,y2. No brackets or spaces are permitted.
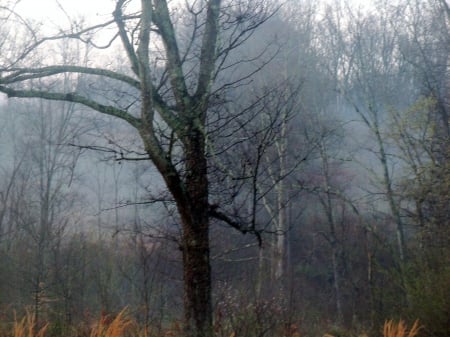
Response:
14,0,375,26
15,0,115,25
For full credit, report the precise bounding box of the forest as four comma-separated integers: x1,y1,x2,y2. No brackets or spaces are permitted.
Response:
0,0,448,337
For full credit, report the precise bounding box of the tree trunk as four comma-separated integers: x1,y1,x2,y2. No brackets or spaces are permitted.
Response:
331,242,343,325
318,138,344,324
374,126,405,263
181,219,212,337
179,130,213,337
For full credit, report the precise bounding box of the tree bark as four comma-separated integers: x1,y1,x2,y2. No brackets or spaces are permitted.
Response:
181,220,212,337
180,130,213,337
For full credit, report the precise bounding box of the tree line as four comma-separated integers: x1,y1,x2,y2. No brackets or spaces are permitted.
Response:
0,0,448,336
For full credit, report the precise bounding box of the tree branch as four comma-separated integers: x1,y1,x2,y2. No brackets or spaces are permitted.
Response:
209,206,262,246
194,0,221,111
153,0,190,109
113,0,140,76
1,65,140,88
0,86,142,128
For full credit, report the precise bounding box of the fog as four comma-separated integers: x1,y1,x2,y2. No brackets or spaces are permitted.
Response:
0,1,448,336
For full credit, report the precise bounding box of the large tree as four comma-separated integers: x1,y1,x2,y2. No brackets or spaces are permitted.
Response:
0,0,276,336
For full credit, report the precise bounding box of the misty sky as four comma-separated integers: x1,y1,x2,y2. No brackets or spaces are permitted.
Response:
15,0,114,24
15,0,373,23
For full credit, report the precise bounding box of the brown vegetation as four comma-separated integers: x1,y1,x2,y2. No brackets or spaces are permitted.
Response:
1,310,423,337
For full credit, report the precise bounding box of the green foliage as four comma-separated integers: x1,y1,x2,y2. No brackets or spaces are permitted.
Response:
388,96,450,249
387,96,449,337
404,261,450,337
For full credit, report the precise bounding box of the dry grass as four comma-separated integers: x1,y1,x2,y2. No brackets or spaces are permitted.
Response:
7,310,423,337
89,309,136,337
12,310,47,337
323,319,421,337
383,320,421,337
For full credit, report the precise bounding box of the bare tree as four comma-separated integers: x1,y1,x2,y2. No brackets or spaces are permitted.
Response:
320,3,410,264
0,1,279,335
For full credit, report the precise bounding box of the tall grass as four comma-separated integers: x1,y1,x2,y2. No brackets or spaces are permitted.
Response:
12,310,47,337
89,309,136,337
323,320,421,337
6,309,423,337
383,320,421,337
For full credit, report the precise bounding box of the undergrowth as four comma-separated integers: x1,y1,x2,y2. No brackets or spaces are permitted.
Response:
382,320,421,337
1,308,422,337
12,310,47,337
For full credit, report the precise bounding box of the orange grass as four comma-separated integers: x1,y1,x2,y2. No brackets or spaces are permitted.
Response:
89,309,136,337
8,310,423,337
13,310,47,337
383,320,421,337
